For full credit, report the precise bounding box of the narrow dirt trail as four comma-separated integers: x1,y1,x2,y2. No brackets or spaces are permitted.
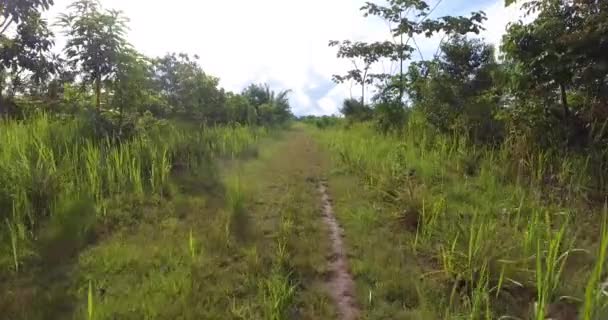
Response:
319,179,360,320
237,126,361,319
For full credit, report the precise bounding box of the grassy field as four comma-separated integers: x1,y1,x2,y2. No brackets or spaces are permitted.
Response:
313,119,608,319
66,127,335,319
3,114,608,319
0,116,340,319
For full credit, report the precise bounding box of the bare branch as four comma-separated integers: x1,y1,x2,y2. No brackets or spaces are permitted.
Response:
410,36,425,61
0,17,14,36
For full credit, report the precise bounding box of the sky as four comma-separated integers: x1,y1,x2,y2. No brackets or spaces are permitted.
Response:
44,0,525,116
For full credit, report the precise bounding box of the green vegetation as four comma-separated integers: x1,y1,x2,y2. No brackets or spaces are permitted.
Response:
2,1,304,318
312,119,608,318
308,1,608,318
3,0,608,319
0,114,270,318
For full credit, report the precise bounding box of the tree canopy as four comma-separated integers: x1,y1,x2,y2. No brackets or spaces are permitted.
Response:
1,0,293,128
0,0,56,100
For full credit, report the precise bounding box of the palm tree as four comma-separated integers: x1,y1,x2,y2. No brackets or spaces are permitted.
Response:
242,83,292,124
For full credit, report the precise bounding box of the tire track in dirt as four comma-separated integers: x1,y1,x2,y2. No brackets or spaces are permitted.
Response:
319,179,360,320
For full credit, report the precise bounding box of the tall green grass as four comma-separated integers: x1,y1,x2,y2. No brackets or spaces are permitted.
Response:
582,209,608,319
226,172,247,241
0,114,265,273
315,115,608,318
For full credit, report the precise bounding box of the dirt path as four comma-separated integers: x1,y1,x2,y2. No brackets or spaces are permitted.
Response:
229,126,352,319
319,179,360,320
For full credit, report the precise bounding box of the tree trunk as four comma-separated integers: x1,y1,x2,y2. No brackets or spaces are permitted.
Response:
0,80,4,116
95,74,101,111
0,67,4,102
398,34,404,107
560,82,570,119
118,93,124,135
254,105,260,125
361,83,365,106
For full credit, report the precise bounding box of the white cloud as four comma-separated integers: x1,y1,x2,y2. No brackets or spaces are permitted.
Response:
317,97,339,116
292,91,313,115
44,0,525,116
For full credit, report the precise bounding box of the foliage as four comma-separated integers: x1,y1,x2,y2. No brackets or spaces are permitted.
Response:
2,0,293,128
336,0,608,182
340,98,373,122
298,115,341,129
111,49,158,123
328,40,394,104
151,53,225,122
316,120,607,318
225,92,256,125
502,0,608,147
0,0,56,100
329,0,486,106
0,113,266,269
57,0,129,110
242,83,293,126
316,2,608,317
408,36,503,143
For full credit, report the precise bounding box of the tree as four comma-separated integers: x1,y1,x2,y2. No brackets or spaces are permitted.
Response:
112,49,154,126
152,53,196,111
58,0,129,111
340,98,373,122
269,88,292,124
242,83,269,120
152,53,226,123
329,0,486,108
328,40,394,105
0,0,56,101
225,92,256,125
408,36,502,142
21,53,73,110
503,0,608,125
1,0,53,34
242,83,293,125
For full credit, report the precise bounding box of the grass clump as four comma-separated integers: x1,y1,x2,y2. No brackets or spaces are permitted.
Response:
225,172,248,241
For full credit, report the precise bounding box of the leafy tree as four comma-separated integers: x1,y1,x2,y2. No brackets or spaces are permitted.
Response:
328,40,393,105
152,53,226,123
268,88,292,124
1,0,53,32
58,0,129,111
408,36,502,142
257,103,275,125
18,53,74,112
242,83,273,120
242,83,292,125
340,98,373,122
503,0,608,124
225,92,256,125
152,53,197,112
242,83,269,108
330,0,486,108
112,49,154,126
0,0,56,101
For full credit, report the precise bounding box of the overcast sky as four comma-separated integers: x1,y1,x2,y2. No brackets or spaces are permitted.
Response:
44,0,524,116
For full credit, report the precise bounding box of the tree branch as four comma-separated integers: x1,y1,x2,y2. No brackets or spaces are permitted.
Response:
0,17,14,36
352,60,360,73
402,0,445,49
410,36,425,61
433,33,449,59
